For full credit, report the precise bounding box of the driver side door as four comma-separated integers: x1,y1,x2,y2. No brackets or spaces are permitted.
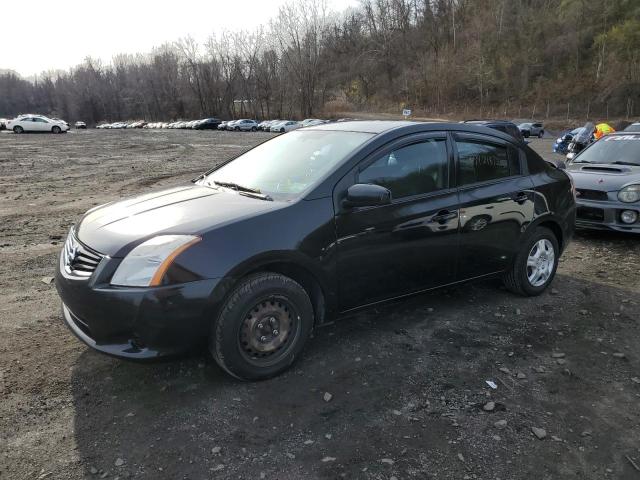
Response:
334,133,460,311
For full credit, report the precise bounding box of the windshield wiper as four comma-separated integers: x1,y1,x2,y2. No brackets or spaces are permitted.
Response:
212,180,261,193
212,180,273,201
238,191,273,201
611,161,640,166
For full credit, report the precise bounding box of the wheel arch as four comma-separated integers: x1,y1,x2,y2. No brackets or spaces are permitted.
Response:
246,261,327,327
528,216,564,252
539,220,563,250
219,253,335,328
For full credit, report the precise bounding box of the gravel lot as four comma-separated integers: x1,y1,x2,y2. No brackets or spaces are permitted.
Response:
1,129,639,480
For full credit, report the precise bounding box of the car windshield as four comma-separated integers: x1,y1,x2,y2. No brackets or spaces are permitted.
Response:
572,134,640,166
202,130,374,200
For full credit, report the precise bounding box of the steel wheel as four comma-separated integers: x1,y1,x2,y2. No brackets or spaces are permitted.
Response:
238,296,299,367
526,239,555,287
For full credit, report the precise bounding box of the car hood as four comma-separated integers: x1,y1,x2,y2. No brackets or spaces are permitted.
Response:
76,184,284,256
566,163,640,192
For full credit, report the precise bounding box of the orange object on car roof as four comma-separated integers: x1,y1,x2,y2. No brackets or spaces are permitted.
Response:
594,123,615,139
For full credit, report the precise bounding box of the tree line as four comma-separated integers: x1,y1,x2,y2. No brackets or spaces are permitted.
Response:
1,0,638,125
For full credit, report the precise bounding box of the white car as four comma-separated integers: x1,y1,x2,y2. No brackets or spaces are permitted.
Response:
7,115,70,134
75,121,87,129
270,120,301,133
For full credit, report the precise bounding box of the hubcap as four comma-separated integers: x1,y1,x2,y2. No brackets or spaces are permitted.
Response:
239,297,297,364
526,239,555,287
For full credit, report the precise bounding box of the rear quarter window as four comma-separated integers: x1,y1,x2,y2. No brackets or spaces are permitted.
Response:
525,146,549,174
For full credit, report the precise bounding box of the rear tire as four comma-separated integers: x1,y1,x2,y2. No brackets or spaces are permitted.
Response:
234,126,240,131
210,272,314,381
13,126,23,134
503,227,559,296
52,126,61,134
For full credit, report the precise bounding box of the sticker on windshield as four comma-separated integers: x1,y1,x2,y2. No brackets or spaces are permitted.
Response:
604,135,640,141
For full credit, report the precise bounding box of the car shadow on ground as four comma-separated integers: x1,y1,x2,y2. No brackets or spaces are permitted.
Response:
69,269,640,479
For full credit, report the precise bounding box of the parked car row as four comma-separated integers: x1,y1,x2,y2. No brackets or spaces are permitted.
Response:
254,118,328,132
96,118,224,130
0,116,332,132
96,121,148,129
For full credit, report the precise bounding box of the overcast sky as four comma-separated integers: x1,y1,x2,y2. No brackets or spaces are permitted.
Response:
2,0,358,77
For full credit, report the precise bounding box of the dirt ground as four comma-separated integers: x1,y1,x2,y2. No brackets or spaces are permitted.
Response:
1,129,639,480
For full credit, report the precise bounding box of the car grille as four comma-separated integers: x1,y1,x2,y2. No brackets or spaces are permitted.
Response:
576,189,608,201
63,230,104,277
577,206,605,222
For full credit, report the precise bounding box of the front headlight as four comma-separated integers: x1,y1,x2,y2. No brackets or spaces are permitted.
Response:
618,184,640,203
110,235,201,287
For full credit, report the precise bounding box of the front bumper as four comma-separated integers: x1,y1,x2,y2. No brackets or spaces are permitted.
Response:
575,198,640,233
56,252,223,360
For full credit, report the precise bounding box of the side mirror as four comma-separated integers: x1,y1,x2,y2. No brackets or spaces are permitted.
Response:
343,183,392,209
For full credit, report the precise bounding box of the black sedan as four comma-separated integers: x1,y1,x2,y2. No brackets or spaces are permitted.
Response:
56,121,576,380
194,118,222,130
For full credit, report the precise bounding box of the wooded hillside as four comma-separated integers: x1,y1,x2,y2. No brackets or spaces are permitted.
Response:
1,0,638,123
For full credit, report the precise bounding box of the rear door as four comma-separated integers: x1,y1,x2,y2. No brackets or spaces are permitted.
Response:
21,117,35,131
335,133,459,310
453,133,535,279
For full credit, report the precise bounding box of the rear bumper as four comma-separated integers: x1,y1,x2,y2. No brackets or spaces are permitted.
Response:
56,259,223,359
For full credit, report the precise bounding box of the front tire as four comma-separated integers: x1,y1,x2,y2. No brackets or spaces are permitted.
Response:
13,126,23,134
538,131,544,138
251,126,257,132
503,227,559,296
52,126,61,134
210,272,314,381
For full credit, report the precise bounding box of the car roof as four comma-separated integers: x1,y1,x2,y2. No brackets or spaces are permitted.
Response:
306,120,421,133
605,131,640,136
304,120,522,143
462,119,518,126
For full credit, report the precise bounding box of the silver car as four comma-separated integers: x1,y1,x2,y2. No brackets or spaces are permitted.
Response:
566,132,640,233
231,119,258,132
518,122,545,138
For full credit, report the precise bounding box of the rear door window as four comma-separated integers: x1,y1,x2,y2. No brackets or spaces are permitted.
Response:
456,140,521,185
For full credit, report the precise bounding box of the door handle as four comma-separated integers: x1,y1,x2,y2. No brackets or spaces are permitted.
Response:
512,192,529,204
431,210,458,224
